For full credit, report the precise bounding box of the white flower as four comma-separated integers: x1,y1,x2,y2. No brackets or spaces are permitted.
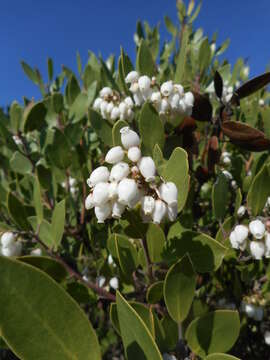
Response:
250,241,265,260
1,232,15,248
243,303,256,318
119,101,128,116
222,170,233,180
108,182,118,200
265,232,270,258
160,98,170,114
105,146,125,164
167,204,178,221
178,99,187,114
152,200,167,224
93,97,102,111
108,254,114,265
120,127,140,149
138,157,156,182
109,277,119,290
141,196,155,216
127,146,141,162
234,225,249,244
87,166,110,188
125,71,139,84
160,81,174,97
229,231,238,249
124,96,134,108
31,248,42,256
138,75,151,93
133,91,144,106
127,188,142,209
1,242,22,257
259,99,265,107
162,353,177,360
94,203,112,223
159,182,178,206
100,100,108,115
151,91,162,103
210,43,216,53
106,101,114,115
117,178,139,205
85,193,95,209
126,108,134,121
264,331,270,345
243,66,250,78
100,87,113,98
97,275,106,287
110,106,120,121
174,84,184,96
169,93,180,110
183,91,194,107
249,219,265,239
110,162,130,182
237,206,246,217
92,182,110,206
111,200,125,218
222,156,231,165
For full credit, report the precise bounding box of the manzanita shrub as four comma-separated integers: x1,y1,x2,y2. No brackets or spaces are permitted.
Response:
1,1,270,359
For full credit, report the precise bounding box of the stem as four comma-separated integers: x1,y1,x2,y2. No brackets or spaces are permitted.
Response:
141,238,154,283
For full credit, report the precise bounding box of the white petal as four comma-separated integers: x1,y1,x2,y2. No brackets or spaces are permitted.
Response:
138,157,156,182
87,166,110,188
120,127,140,149
109,162,130,182
249,219,265,239
92,182,110,206
105,146,124,164
127,146,141,162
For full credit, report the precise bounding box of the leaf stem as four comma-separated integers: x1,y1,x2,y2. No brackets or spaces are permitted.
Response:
140,237,154,283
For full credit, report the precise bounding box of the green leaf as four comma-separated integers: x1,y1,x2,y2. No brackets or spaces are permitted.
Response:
146,224,165,263
212,173,229,220
165,231,227,273
116,292,163,360
153,144,167,175
28,216,54,248
205,354,241,360
46,128,72,169
47,57,54,82
146,281,163,304
175,26,190,83
164,254,196,323
66,75,80,105
118,48,133,92
21,61,39,85
33,175,43,224
19,256,67,283
137,40,156,77
0,257,101,360
163,147,190,212
88,109,113,147
164,16,177,37
10,151,32,174
199,38,211,74
10,101,22,132
51,200,66,250
234,188,242,217
112,119,128,146
247,163,270,216
23,101,47,132
7,192,30,231
139,103,165,155
52,93,64,113
185,310,240,357
70,92,93,123
76,51,82,75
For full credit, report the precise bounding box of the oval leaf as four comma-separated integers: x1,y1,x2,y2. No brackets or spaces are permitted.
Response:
0,256,101,360
206,354,241,360
146,224,165,263
232,72,270,103
23,101,47,132
191,93,212,122
88,109,113,147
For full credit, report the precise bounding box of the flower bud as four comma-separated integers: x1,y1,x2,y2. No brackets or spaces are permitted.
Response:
110,162,130,182
94,202,112,223
1,232,15,248
259,99,265,107
117,178,139,205
138,75,151,93
126,108,134,121
250,241,265,260
167,203,178,221
125,71,139,84
127,188,142,209
184,91,194,107
128,146,141,162
120,127,140,149
178,99,187,114
264,331,270,345
1,242,22,257
111,200,125,219
249,219,265,239
93,97,102,111
119,101,128,115
85,193,95,209
138,157,156,182
243,303,256,318
162,354,177,360
160,98,169,114
109,277,119,290
152,200,167,224
159,182,178,206
237,206,246,217
87,166,110,188
106,101,114,115
108,182,118,200
100,100,108,115
92,182,110,206
110,106,120,121
229,231,239,249
108,254,114,265
222,170,233,180
100,87,113,98
31,248,42,256
105,146,124,164
160,81,174,97
97,275,106,287
141,196,155,216
222,156,231,165
234,225,249,244
129,82,139,93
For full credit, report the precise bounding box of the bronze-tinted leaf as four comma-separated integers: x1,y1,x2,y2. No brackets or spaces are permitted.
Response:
214,71,223,99
207,136,220,173
178,117,197,133
191,93,212,122
231,72,270,104
222,121,270,152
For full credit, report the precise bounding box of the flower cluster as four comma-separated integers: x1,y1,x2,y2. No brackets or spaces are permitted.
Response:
229,219,270,260
93,87,135,122
61,177,77,197
92,71,195,123
0,232,22,257
85,127,178,224
125,71,194,118
241,295,265,321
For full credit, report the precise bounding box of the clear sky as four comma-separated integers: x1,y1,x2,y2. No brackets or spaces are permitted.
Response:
1,0,270,106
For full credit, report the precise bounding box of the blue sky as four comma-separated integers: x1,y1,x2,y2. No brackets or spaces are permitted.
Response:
1,0,270,106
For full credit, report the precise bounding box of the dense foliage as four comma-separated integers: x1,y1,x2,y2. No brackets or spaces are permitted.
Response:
1,1,270,359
